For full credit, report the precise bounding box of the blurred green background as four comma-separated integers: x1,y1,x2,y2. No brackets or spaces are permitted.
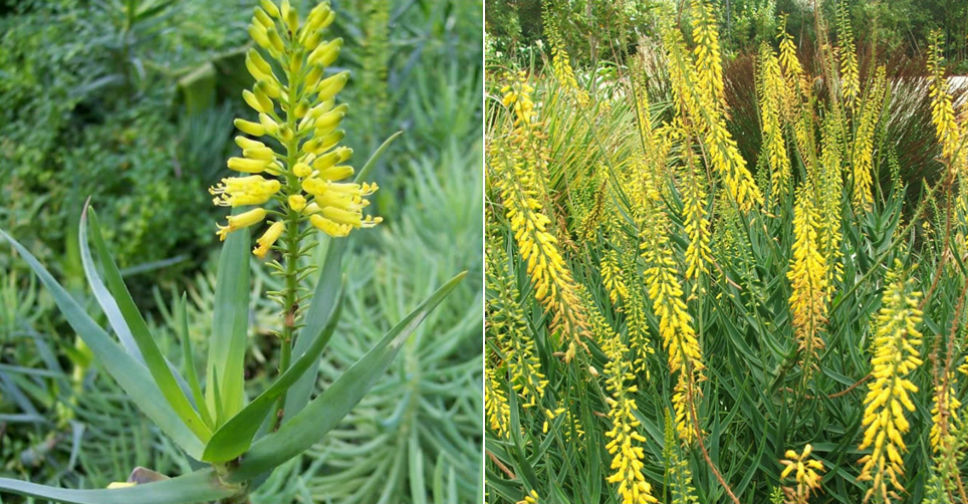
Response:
0,0,482,502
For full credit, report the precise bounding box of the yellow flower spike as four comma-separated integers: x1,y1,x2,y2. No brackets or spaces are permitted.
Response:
857,260,923,503
780,444,824,504
253,221,285,259
216,208,267,241
234,118,266,136
215,0,381,379
106,482,136,489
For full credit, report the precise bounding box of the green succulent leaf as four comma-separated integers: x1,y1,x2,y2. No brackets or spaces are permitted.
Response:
81,206,211,441
0,468,237,504
0,228,204,459
206,214,252,426
202,283,345,463
228,271,467,482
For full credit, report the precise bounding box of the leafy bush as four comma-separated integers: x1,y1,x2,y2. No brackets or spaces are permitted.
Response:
485,2,968,503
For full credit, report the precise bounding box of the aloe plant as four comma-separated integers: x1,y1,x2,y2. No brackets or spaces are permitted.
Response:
0,1,464,502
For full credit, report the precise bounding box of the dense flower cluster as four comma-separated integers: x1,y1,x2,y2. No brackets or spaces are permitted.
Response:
780,444,825,504
788,188,828,365
602,333,658,504
495,73,589,361
213,0,381,257
857,261,923,503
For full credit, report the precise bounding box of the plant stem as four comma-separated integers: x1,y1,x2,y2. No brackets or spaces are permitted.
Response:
273,40,303,430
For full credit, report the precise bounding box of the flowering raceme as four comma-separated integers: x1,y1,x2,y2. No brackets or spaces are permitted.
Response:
857,261,923,503
212,0,381,256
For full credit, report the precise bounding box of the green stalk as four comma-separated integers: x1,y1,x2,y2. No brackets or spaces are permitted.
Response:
275,37,303,431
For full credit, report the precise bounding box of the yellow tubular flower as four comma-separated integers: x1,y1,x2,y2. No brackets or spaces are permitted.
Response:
857,260,923,503
253,220,285,259
515,489,539,504
209,175,281,207
788,186,828,366
780,444,825,504
213,0,381,252
215,208,267,241
602,332,659,504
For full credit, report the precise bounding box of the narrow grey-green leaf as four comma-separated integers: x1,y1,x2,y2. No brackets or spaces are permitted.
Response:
0,228,204,459
81,208,210,441
206,222,251,425
228,272,465,482
0,467,237,504
201,286,344,462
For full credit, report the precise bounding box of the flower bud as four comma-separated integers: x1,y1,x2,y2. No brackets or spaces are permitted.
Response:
258,113,279,135
283,0,299,35
308,38,342,68
248,24,272,52
293,162,312,178
257,79,282,100
288,194,307,212
316,71,349,100
253,8,274,31
234,119,266,136
266,26,285,54
259,0,280,18
228,157,269,173
243,89,270,114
